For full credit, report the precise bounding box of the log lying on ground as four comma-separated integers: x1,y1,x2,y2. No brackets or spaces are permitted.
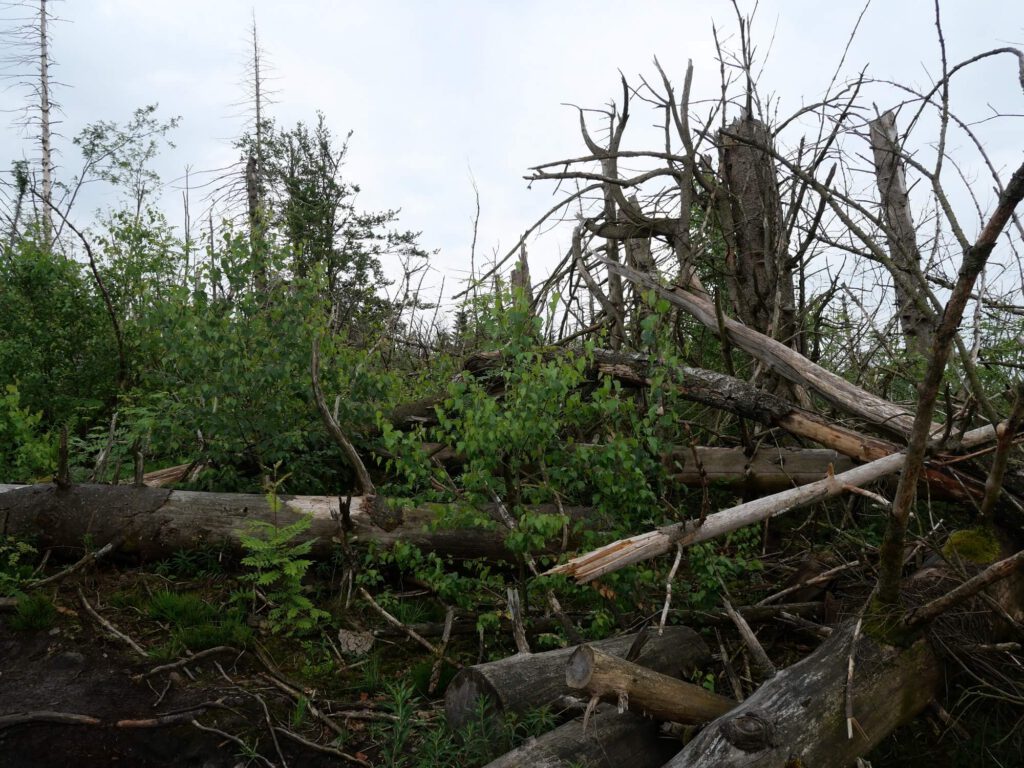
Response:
667,446,853,491
0,483,591,562
481,704,679,768
417,442,854,492
665,624,942,767
444,625,708,729
566,644,735,724
548,422,1004,583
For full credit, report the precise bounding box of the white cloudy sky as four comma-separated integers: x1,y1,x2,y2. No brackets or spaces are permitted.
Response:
2,0,1022,306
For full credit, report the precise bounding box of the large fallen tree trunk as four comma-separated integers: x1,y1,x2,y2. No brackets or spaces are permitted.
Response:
444,625,709,729
481,705,679,768
665,624,942,767
549,421,1004,583
0,483,591,562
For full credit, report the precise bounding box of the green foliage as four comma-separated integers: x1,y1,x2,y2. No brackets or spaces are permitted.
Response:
0,385,54,482
0,236,117,424
379,680,416,768
8,594,58,631
153,543,227,579
0,535,37,598
238,482,330,635
685,526,764,610
146,590,251,655
942,527,1001,565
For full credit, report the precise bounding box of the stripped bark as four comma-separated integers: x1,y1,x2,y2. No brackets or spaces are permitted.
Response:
481,705,678,768
665,624,941,767
599,257,930,439
0,483,591,562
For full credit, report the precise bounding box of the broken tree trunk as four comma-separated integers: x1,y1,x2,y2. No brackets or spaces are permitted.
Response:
565,644,735,724
718,117,798,352
548,421,1003,583
599,257,931,439
0,483,592,562
482,705,679,768
443,625,709,729
665,624,941,767
869,110,935,356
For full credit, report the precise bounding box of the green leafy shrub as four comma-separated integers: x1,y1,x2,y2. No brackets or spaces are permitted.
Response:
0,384,54,482
0,535,38,597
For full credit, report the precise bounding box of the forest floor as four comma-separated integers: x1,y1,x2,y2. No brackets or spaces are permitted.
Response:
1,526,1018,767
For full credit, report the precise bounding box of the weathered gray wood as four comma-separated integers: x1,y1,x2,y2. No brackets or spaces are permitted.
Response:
870,110,934,355
599,258,930,439
565,645,735,724
0,483,590,562
667,446,853,491
482,705,678,768
444,626,709,730
665,624,941,767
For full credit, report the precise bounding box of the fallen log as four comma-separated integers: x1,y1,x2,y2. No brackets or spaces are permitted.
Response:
417,442,855,492
666,446,853,491
665,624,942,767
0,483,591,562
429,348,982,500
549,421,1003,583
565,644,735,724
600,258,932,439
481,705,679,768
443,625,709,729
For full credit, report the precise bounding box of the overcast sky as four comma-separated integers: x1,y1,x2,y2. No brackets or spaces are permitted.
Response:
2,0,1022,307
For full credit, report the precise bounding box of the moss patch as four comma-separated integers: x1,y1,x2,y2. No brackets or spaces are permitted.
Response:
942,526,1000,565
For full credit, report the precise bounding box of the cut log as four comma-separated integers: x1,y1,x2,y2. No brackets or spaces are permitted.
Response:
665,623,941,767
443,625,709,729
565,645,735,724
0,483,592,562
481,705,678,768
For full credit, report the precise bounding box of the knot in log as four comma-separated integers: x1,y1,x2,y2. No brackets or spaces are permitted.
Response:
721,711,777,752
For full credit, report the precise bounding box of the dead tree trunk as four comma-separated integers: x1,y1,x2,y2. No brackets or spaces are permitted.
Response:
444,626,709,729
482,705,679,768
869,110,935,356
666,624,941,767
718,117,800,406
0,483,592,563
